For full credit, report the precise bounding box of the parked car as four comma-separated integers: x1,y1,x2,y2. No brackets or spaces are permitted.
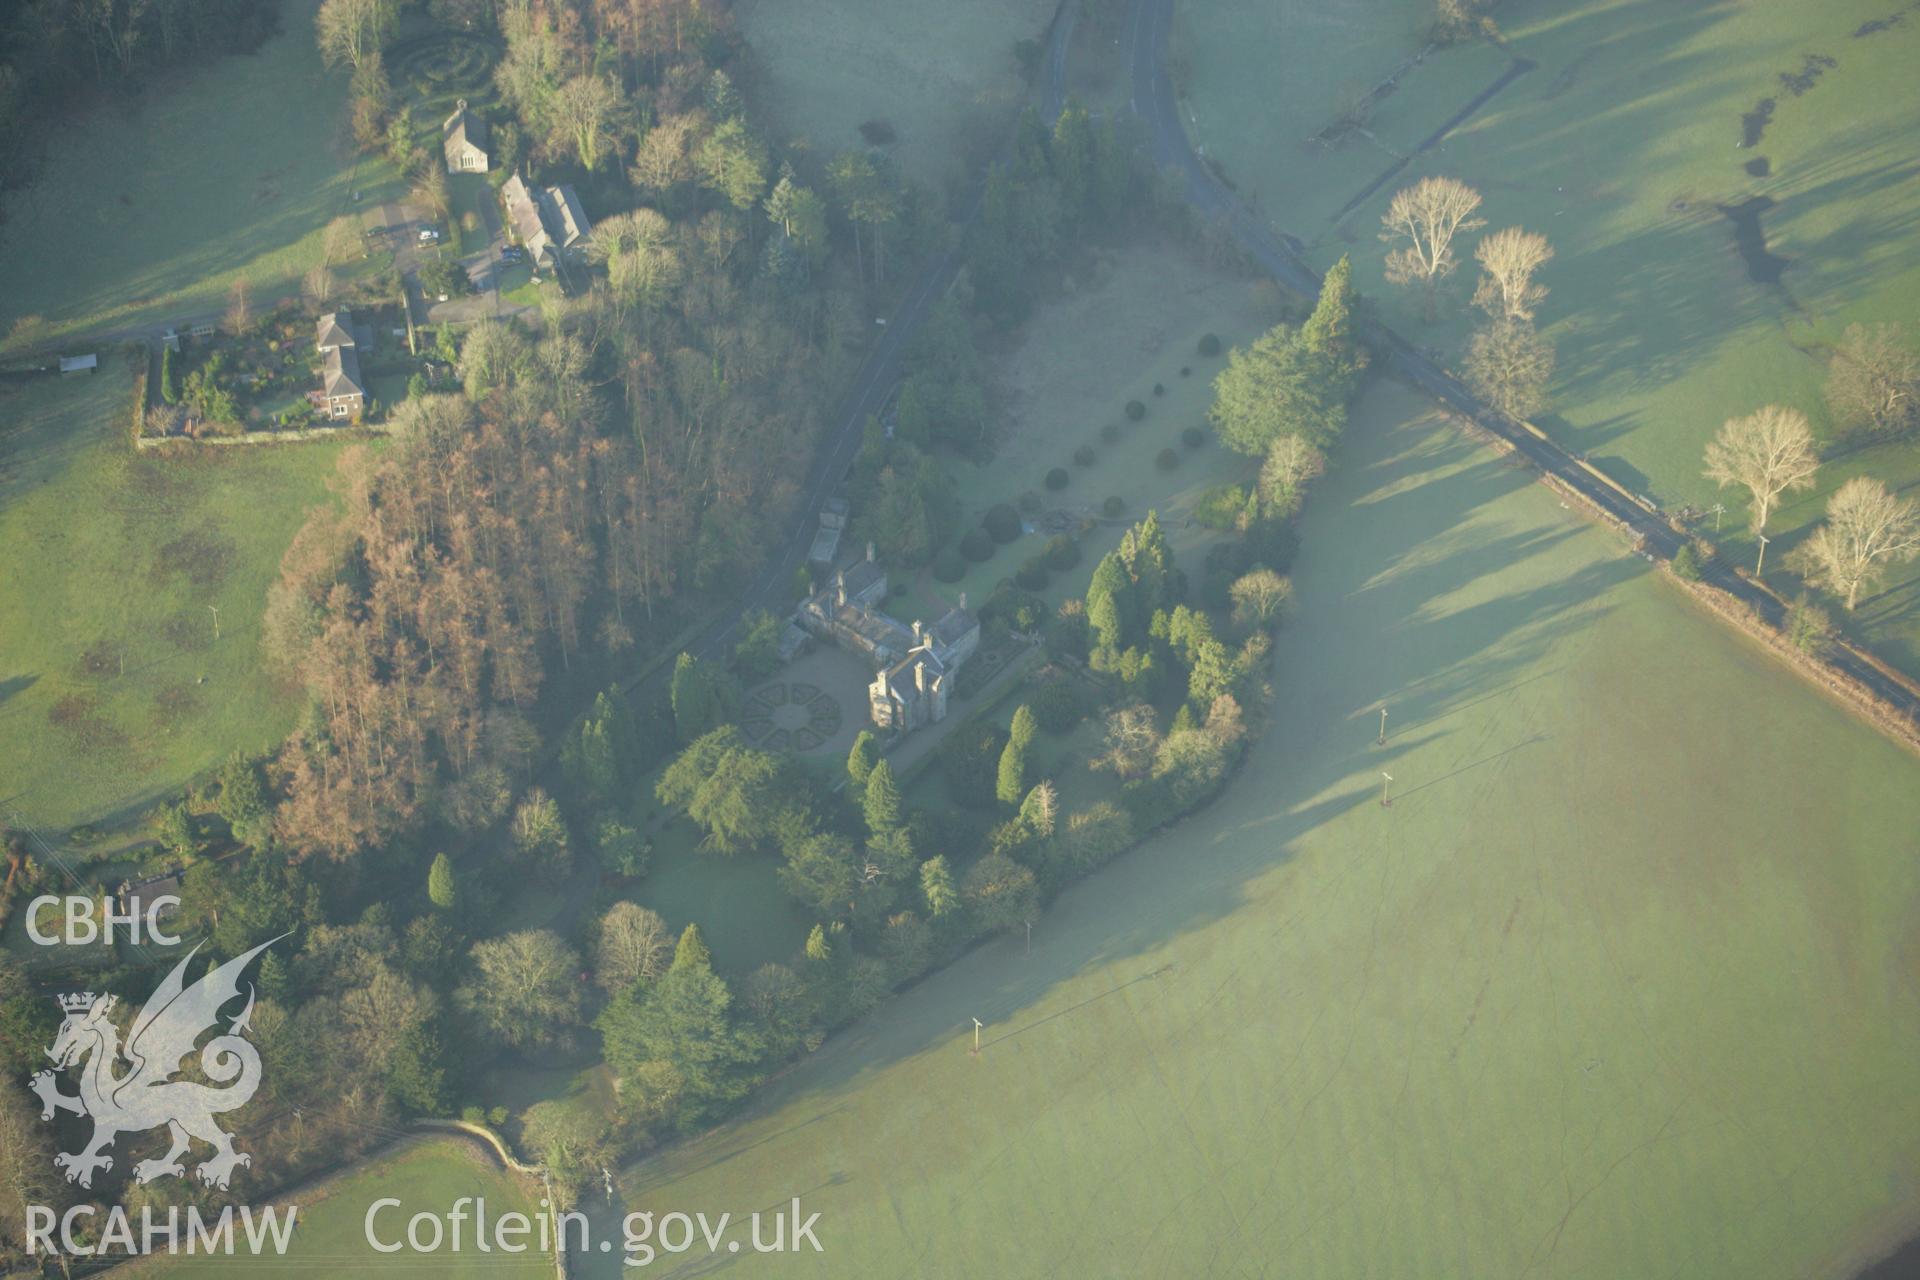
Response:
418,227,440,243
499,245,525,264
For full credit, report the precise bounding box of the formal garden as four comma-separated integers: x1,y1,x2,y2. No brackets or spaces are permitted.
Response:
139,301,419,439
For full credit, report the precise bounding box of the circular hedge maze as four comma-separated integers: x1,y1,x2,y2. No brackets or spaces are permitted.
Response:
388,33,502,116
741,681,843,753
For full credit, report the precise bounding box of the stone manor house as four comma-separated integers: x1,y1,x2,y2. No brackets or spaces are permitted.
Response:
795,545,980,735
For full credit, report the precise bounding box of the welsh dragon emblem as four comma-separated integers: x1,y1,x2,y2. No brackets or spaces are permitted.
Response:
28,936,282,1191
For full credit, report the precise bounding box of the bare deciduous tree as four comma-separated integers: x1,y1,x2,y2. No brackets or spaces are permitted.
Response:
1259,433,1325,517
1435,0,1491,40
1230,568,1292,628
1473,226,1553,321
1826,322,1919,441
225,277,252,335
551,75,622,173
315,0,396,72
1380,175,1484,318
412,167,450,223
1802,476,1920,610
1464,317,1555,419
632,113,699,196
1095,704,1161,780
1703,404,1819,568
303,265,337,306
595,901,671,992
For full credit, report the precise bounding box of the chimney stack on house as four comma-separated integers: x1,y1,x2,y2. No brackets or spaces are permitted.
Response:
912,618,924,645
959,591,968,611
915,660,926,693
835,569,847,608
866,541,876,563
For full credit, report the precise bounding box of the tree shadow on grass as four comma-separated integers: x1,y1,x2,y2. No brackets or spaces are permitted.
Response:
611,402,1654,1216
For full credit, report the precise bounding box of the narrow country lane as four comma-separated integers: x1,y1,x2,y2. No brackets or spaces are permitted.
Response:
1123,0,1920,726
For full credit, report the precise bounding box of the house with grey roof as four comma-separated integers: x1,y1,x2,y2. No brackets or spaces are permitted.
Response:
315,310,365,419
314,311,355,354
322,347,365,418
500,171,592,269
795,543,980,737
443,99,491,173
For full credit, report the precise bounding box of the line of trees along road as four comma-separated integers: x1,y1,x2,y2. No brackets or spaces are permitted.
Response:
1373,171,1920,626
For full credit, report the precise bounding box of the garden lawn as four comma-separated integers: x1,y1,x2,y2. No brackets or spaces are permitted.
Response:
735,0,1055,190
0,0,404,352
1176,0,1920,672
917,241,1283,619
571,381,1920,1279
0,363,355,830
128,1138,550,1278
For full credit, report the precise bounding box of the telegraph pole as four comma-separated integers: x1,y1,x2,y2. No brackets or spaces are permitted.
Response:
207,604,221,641
1377,706,1388,745
1379,771,1394,808
971,1017,983,1056
1756,532,1770,575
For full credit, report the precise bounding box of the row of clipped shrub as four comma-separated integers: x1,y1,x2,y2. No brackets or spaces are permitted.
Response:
931,330,1226,585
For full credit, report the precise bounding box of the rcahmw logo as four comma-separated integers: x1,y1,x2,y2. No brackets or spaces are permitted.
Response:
24,936,299,1259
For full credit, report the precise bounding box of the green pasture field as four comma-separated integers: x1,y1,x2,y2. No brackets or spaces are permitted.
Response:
735,0,1056,190
1176,0,1920,669
0,0,403,352
568,381,1920,1279
128,1138,550,1278
0,363,353,830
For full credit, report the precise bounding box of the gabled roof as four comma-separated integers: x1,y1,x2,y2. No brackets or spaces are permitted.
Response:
547,184,591,247
443,100,489,154
839,559,885,601
315,311,355,351
928,605,977,650
324,346,365,400
502,172,553,261
877,646,947,700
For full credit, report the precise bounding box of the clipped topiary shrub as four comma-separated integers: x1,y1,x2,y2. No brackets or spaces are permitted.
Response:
960,528,996,562
1015,559,1051,591
1156,447,1180,471
1028,675,1084,733
983,503,1023,543
1125,400,1146,421
1182,425,1206,449
1044,467,1070,491
1073,444,1097,466
1197,333,1222,356
1102,495,1125,517
1100,422,1122,443
1152,382,1165,396
1018,489,1043,513
932,547,967,582
1180,365,1191,376
1043,534,1081,571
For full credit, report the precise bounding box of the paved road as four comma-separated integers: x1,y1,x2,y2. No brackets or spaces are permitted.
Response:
1124,0,1920,726
631,0,1081,683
